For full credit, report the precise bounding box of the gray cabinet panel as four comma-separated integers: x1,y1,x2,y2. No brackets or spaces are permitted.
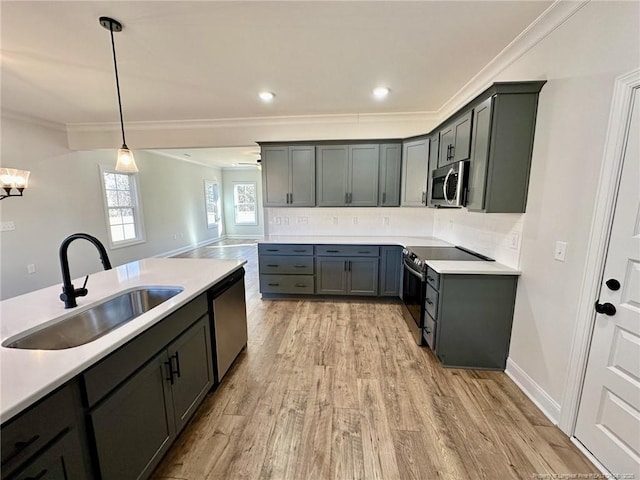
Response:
290,146,315,206
347,258,378,296
316,146,349,206
467,97,493,211
262,146,290,206
401,138,429,206
349,144,379,206
379,246,401,297
378,144,401,206
438,111,472,167
91,351,175,480
315,257,347,294
167,317,213,434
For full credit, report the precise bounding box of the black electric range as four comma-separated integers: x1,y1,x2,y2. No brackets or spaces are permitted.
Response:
401,246,493,345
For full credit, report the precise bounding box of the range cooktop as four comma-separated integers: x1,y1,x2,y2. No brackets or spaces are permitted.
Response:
405,246,494,262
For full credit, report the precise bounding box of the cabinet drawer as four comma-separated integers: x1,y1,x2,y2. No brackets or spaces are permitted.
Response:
1,383,76,475
259,256,314,275
315,245,379,257
260,275,314,294
425,284,439,319
258,244,313,256
423,313,436,351
425,267,440,290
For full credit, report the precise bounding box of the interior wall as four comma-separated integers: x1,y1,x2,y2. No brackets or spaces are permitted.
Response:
266,206,435,237
221,168,264,238
0,115,222,300
442,1,640,413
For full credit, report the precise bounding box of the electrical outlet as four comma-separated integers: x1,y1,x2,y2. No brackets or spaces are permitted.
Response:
332,217,338,225
383,217,390,226
27,264,36,274
352,217,358,225
283,217,289,225
510,232,520,250
297,216,308,225
1,221,16,232
554,241,568,262
275,217,281,225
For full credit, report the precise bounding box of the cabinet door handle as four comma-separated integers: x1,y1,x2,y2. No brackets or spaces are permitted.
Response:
382,192,386,204
427,276,435,282
349,193,353,204
165,359,175,385
348,260,351,271
268,283,280,286
450,144,455,159
267,264,279,267
421,192,426,203
289,193,293,204
24,469,48,480
426,299,433,305
172,352,181,379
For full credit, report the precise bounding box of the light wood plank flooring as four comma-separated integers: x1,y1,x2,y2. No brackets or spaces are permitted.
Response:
154,239,598,480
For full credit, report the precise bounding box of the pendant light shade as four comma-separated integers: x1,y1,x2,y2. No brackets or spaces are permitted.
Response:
100,16,139,173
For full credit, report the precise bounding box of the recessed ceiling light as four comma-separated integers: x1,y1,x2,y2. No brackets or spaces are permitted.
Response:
259,91,275,102
373,87,390,99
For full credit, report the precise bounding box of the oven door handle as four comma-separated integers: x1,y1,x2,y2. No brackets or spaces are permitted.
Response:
403,259,425,281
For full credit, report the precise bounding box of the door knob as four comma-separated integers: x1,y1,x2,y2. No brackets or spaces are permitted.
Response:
595,301,616,316
605,278,621,291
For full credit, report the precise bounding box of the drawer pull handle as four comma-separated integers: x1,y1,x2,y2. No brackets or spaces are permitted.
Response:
25,469,48,480
294,265,307,268
295,284,307,288
268,283,280,286
266,249,279,252
267,264,279,267
426,299,433,305
13,434,40,452
357,251,370,254
293,249,307,252
427,276,435,282
326,250,339,253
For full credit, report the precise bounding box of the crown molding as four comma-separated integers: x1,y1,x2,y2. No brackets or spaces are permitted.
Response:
437,0,590,120
65,111,438,134
1,108,66,132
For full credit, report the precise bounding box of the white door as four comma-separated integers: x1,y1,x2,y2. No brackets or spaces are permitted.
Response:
575,88,640,476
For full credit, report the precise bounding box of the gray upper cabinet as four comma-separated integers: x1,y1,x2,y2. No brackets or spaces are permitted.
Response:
317,144,379,207
378,144,401,206
438,110,472,167
262,145,315,207
401,138,429,206
467,91,541,213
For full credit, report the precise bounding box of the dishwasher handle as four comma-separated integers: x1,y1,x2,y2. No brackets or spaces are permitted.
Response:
209,268,245,298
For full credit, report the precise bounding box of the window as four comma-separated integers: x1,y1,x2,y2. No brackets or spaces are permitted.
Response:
204,180,222,228
100,166,145,248
233,182,257,225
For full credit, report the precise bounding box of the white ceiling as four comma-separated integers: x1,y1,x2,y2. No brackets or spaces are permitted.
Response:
1,1,552,127
150,146,262,169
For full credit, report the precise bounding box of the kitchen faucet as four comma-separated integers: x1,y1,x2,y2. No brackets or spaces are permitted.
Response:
59,233,112,308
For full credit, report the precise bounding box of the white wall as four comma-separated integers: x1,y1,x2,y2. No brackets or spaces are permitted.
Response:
266,206,435,237
221,168,264,238
438,1,640,415
0,115,222,300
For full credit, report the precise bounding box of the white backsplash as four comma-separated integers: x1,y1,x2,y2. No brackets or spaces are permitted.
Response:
265,207,435,237
265,206,523,268
433,209,524,268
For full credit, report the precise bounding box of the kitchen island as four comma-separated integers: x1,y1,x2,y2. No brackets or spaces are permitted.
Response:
0,257,247,480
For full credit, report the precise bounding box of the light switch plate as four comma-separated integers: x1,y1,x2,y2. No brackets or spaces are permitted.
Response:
554,241,568,262
1,221,16,232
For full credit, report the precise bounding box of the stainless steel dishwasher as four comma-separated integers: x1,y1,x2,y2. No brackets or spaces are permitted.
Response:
208,268,248,383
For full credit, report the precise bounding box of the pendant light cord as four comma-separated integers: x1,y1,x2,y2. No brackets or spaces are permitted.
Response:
108,21,127,147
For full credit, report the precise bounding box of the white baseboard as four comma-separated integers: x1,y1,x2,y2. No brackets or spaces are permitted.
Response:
570,437,612,477
155,237,221,258
505,358,561,425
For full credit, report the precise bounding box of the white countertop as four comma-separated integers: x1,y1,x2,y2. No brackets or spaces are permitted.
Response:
259,235,520,275
0,257,246,424
260,235,452,247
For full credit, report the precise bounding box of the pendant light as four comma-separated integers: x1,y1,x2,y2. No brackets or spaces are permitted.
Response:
100,16,138,173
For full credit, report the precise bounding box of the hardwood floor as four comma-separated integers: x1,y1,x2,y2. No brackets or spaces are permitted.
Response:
155,239,598,480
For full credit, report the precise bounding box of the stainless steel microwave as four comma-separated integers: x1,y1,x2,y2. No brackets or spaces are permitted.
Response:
429,161,468,208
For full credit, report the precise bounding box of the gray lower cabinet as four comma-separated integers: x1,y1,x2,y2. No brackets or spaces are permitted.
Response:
379,246,402,296
1,381,90,480
89,315,213,480
437,110,472,167
423,270,518,370
467,91,541,213
258,243,315,295
378,144,401,206
316,144,379,206
401,138,429,206
315,257,378,296
262,145,315,207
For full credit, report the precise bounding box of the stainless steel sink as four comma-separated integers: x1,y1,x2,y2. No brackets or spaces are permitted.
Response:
3,287,184,350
